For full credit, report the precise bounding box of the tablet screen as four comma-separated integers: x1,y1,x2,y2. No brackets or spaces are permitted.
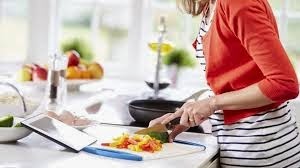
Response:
22,114,96,152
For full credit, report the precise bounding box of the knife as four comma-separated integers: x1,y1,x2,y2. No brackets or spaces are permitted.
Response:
82,146,143,161
134,124,168,134
135,125,205,149
135,120,205,149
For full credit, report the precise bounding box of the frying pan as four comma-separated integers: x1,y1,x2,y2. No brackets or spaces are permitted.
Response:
128,89,209,124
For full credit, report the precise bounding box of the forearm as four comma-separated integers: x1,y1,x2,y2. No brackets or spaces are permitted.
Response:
213,83,274,111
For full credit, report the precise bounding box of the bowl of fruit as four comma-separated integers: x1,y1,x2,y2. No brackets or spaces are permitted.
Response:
0,115,32,143
16,50,104,91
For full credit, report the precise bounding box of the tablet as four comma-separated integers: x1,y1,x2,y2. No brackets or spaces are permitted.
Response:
21,114,97,152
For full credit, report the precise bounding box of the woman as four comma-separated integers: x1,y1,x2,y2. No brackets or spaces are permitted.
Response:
149,0,300,167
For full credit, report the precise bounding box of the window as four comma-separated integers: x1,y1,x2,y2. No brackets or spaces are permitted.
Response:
147,0,300,86
269,0,300,76
59,0,132,63
0,0,28,62
0,0,299,81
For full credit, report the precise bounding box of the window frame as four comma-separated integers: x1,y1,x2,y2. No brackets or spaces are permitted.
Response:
22,0,300,79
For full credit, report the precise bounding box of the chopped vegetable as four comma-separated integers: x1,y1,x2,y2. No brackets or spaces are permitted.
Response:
0,115,14,127
146,132,169,144
101,133,163,153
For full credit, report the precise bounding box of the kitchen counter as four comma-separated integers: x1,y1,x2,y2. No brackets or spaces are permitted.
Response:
0,125,219,168
0,78,219,168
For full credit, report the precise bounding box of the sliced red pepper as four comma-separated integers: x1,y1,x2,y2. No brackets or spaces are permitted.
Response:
141,143,154,152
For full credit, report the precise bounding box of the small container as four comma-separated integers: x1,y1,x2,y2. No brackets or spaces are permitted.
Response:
45,53,68,113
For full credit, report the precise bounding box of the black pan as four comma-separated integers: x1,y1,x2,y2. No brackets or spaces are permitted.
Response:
128,99,184,124
128,89,209,126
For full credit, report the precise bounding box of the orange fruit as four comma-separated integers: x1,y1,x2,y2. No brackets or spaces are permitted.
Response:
66,66,81,79
81,70,91,79
87,63,104,79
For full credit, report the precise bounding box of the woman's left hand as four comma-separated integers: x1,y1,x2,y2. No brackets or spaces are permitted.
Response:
162,98,217,127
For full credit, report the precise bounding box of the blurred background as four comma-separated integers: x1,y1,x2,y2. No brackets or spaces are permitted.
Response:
0,0,299,87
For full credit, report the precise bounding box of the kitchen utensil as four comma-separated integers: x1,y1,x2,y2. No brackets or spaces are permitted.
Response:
45,53,68,112
128,89,209,124
83,125,207,161
134,121,186,141
85,142,205,161
134,122,205,149
129,100,184,124
145,80,170,90
134,124,168,134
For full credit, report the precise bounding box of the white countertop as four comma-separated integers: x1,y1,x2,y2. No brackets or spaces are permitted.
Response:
0,125,218,168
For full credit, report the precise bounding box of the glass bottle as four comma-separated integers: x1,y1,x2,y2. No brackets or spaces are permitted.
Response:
45,53,68,113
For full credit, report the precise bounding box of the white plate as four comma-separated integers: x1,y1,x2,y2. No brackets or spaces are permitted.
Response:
71,120,99,131
0,117,32,143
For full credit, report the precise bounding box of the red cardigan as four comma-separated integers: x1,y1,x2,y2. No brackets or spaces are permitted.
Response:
193,0,299,124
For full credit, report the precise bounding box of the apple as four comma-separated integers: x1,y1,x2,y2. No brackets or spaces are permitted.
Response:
23,64,34,72
17,68,32,82
66,50,80,67
32,64,48,81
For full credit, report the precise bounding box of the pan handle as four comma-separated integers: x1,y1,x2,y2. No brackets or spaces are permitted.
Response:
182,88,210,102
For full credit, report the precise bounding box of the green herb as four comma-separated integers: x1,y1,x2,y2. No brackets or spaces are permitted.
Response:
147,132,169,144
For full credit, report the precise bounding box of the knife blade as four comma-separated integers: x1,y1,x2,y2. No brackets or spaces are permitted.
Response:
134,124,168,134
135,116,184,135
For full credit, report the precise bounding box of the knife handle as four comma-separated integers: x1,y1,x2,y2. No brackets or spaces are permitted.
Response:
83,147,143,161
166,117,181,130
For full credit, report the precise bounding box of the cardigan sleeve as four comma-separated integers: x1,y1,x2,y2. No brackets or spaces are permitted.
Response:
221,0,299,102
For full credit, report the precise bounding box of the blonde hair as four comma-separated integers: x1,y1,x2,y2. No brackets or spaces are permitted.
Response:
177,0,209,16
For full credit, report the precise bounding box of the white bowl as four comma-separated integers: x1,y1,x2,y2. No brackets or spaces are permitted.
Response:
0,92,40,118
0,117,32,143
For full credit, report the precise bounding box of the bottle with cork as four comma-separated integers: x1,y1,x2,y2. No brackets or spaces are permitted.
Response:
45,53,68,113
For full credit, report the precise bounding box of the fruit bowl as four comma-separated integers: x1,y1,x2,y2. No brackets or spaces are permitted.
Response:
0,117,32,143
16,49,104,93
19,79,100,92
